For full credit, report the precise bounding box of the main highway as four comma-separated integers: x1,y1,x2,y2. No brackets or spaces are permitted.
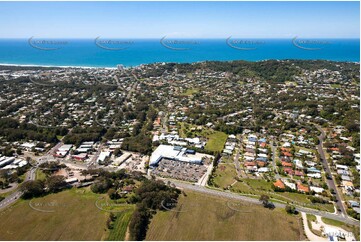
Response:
0,142,61,210
166,179,359,226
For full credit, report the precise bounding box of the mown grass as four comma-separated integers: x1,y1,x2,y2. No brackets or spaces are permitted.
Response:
178,122,227,153
107,208,135,241
331,84,341,88
35,169,47,181
0,188,109,241
204,131,228,153
307,214,316,222
146,190,303,241
212,163,237,189
229,179,334,212
182,88,199,96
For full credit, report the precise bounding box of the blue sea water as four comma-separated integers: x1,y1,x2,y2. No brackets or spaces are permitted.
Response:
0,38,359,68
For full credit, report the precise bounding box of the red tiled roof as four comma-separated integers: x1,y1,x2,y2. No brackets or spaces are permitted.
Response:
282,162,293,167
295,170,304,176
282,152,293,157
281,147,291,152
273,179,285,189
284,168,294,175
245,161,256,167
297,183,309,193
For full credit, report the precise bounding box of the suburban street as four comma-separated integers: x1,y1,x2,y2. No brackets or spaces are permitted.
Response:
315,125,348,216
270,140,280,179
233,147,241,177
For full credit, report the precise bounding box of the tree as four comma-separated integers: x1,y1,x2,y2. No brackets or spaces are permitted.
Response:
81,169,89,181
259,194,270,205
45,175,67,193
107,188,119,200
285,205,297,214
91,178,112,193
259,194,275,209
20,180,44,198
129,203,152,241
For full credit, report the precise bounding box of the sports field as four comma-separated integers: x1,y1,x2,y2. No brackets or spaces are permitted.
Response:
146,190,304,241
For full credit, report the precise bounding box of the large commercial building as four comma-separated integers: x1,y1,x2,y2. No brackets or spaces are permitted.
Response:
149,145,202,167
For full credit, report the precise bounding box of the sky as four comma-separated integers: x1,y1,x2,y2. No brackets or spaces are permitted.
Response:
0,1,359,38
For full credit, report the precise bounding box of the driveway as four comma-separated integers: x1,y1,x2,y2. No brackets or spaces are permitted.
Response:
301,212,327,241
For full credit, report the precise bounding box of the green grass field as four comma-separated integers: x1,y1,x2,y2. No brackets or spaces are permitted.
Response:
230,179,334,212
0,188,113,241
146,190,303,241
178,122,227,153
331,84,341,88
107,208,134,241
306,214,316,222
35,169,47,181
212,163,237,189
182,88,199,96
204,131,228,153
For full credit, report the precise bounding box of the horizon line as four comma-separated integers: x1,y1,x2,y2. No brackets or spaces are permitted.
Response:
0,37,360,40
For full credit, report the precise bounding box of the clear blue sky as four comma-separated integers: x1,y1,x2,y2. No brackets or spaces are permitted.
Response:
0,1,359,38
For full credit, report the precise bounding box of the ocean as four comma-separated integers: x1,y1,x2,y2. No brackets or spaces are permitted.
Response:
0,38,359,68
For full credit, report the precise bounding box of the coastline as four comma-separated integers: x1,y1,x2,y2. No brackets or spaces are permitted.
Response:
0,63,117,69
0,59,359,70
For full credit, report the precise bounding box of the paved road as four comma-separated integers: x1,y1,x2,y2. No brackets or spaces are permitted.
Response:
0,142,61,210
166,179,359,226
233,147,241,177
315,125,347,216
270,140,280,179
0,167,36,209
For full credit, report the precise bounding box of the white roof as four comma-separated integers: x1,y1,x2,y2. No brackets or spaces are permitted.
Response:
58,144,72,151
20,142,36,148
284,181,296,190
307,173,321,178
65,177,78,183
150,145,183,165
149,145,203,166
97,151,111,163
336,164,349,170
257,153,268,158
76,148,90,153
310,186,324,193
258,167,269,172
